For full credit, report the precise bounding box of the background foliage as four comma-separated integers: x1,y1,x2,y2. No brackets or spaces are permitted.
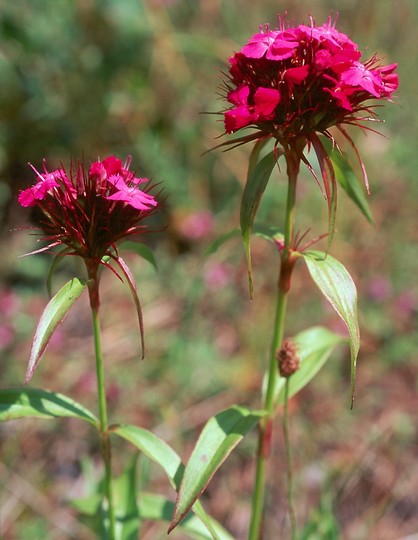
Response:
0,1,417,538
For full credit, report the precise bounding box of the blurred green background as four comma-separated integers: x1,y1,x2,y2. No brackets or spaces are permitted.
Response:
0,1,417,539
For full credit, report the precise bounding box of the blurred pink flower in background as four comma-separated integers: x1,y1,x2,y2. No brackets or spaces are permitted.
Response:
204,261,234,290
366,277,393,302
178,210,214,241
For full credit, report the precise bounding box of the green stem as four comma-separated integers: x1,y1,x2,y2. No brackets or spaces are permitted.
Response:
283,379,297,540
248,146,300,540
89,274,116,540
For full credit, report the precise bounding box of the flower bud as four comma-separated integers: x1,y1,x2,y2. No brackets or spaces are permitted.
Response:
277,338,300,378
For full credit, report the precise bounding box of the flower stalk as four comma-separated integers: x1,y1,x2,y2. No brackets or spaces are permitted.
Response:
88,271,116,540
249,148,300,540
283,379,297,540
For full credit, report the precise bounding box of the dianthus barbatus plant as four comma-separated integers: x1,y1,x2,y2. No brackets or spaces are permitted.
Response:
169,15,398,540
19,155,157,286
7,152,237,538
16,155,159,539
19,155,158,370
222,15,398,539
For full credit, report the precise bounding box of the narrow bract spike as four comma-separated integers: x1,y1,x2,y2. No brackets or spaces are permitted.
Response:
338,125,370,194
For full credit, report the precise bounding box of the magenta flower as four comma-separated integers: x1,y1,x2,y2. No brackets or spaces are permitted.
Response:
222,16,398,171
18,155,158,272
220,15,398,244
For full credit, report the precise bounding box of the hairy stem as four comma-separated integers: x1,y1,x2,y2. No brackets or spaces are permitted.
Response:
248,146,300,540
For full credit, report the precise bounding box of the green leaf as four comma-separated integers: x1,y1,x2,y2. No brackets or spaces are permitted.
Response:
303,251,360,406
240,150,278,296
111,424,184,490
46,247,72,297
111,256,145,360
26,277,87,383
110,424,222,540
310,133,337,252
300,492,340,540
270,327,344,407
253,224,284,246
71,493,102,517
0,388,99,427
330,148,374,224
120,241,158,271
170,405,265,533
72,457,141,539
139,493,234,540
114,455,140,540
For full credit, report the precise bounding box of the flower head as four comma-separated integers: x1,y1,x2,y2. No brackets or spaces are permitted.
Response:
222,16,398,148
18,155,158,271
220,15,398,248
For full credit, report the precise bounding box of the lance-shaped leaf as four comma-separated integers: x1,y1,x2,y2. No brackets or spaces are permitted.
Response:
138,493,234,540
26,277,86,383
110,255,145,360
302,251,360,407
111,424,184,490
330,147,374,224
253,224,284,247
310,133,337,252
169,405,265,533
240,150,278,296
46,247,72,297
110,424,222,540
0,388,99,427
268,327,344,408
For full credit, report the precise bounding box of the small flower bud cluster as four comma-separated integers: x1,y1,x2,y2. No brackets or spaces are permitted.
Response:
277,338,300,378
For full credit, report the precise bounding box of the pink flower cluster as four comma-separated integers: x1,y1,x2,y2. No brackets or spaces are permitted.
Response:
223,17,398,141
19,156,157,212
18,156,158,265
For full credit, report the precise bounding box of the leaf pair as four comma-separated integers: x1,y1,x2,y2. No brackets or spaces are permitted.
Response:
111,424,234,540
0,388,233,539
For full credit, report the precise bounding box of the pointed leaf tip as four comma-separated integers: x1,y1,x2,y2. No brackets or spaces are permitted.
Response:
170,405,265,532
26,277,86,383
302,251,360,406
0,388,99,426
111,255,145,360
